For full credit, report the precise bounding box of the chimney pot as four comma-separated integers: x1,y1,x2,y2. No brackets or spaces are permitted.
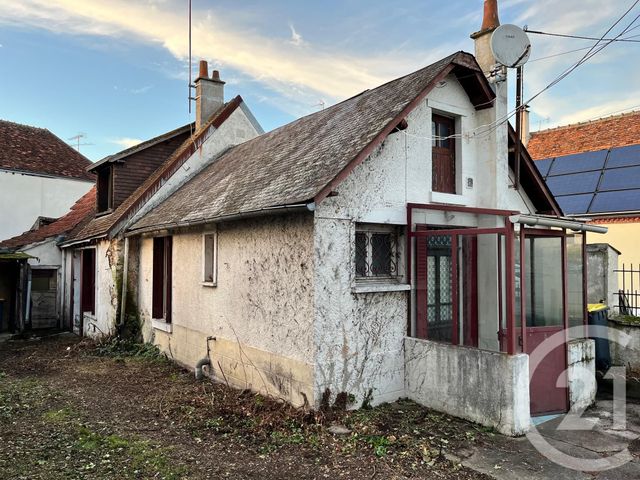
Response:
481,0,500,32
211,70,220,81
198,60,209,79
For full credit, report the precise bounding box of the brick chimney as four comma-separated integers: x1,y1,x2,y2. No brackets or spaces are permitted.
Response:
470,0,501,76
195,60,225,130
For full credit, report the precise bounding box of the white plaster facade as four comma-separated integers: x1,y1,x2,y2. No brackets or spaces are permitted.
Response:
0,170,93,241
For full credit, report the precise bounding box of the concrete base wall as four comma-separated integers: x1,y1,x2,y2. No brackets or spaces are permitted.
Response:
405,337,530,436
567,339,597,412
150,325,314,407
608,319,640,368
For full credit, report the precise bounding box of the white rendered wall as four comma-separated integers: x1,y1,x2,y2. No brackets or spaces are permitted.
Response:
0,170,92,241
82,240,120,338
138,214,315,406
567,338,597,412
313,79,537,406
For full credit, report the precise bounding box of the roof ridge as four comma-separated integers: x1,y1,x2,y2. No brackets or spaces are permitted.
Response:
0,118,49,131
532,109,640,135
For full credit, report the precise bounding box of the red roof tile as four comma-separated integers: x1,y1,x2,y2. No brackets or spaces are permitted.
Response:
528,110,640,159
0,187,96,250
0,119,95,181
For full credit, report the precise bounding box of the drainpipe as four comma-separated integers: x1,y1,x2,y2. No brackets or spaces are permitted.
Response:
117,237,129,330
195,336,216,380
25,266,32,331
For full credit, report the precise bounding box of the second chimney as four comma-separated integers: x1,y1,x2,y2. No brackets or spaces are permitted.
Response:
195,60,225,130
470,0,501,77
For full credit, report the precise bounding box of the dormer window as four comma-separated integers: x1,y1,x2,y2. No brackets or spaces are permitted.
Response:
96,165,114,213
432,114,456,194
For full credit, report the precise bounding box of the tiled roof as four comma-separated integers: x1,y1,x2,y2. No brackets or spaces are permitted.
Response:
132,52,497,232
65,98,244,244
0,187,96,250
528,110,640,159
0,119,94,181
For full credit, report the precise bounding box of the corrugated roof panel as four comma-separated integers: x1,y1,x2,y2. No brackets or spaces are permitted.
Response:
589,189,640,213
546,171,601,196
607,144,640,169
548,150,608,175
599,165,640,191
535,158,553,177
556,194,594,215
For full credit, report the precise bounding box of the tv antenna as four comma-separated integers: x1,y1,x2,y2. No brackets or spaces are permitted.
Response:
187,0,196,115
68,133,93,152
491,24,532,191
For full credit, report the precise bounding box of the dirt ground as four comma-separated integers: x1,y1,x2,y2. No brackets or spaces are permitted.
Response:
0,334,492,479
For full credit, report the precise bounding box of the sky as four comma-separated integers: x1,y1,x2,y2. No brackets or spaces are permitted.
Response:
0,0,639,161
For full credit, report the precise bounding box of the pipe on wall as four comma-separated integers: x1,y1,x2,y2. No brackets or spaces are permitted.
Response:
195,336,216,380
509,214,608,234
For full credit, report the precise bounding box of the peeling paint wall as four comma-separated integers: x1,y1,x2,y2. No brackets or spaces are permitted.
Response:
138,213,315,406
567,339,596,412
312,77,535,407
83,239,121,338
405,337,531,436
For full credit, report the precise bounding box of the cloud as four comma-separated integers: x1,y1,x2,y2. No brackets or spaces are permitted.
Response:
130,84,154,95
288,23,305,47
111,137,143,149
0,0,461,117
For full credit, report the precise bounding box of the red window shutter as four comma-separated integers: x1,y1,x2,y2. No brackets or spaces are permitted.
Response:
152,237,165,319
81,249,96,315
165,236,172,324
415,226,428,339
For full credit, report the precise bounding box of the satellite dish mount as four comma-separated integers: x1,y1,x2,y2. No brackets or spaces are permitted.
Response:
491,24,532,191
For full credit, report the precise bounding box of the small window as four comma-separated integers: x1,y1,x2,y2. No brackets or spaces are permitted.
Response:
96,165,114,213
355,225,400,280
202,231,217,286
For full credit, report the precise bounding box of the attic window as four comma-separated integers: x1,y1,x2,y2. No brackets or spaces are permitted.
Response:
96,165,114,213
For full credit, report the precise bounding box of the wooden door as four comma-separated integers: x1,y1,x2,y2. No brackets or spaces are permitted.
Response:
432,115,456,194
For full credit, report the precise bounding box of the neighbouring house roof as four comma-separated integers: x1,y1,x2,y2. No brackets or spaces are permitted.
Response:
88,123,193,172
132,51,542,233
529,111,640,216
528,110,640,159
63,97,245,245
0,119,95,181
0,187,96,250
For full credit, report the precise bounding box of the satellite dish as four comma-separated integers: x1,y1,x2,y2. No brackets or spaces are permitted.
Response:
490,24,531,68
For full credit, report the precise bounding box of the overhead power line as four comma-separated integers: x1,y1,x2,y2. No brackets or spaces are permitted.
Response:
525,27,640,43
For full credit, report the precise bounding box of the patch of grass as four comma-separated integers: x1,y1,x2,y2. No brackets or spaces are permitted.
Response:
42,407,75,423
75,426,186,479
92,336,166,361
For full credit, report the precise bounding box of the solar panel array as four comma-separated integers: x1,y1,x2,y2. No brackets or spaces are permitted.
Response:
535,144,640,215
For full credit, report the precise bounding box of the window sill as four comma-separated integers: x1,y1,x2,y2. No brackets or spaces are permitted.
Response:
352,283,411,294
430,191,467,206
201,281,217,288
152,319,172,333
95,208,114,218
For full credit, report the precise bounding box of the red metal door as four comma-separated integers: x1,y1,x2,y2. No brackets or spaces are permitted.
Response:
522,232,568,416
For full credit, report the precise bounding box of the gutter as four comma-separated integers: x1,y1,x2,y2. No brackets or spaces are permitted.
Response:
509,214,608,234
59,234,108,249
125,203,313,237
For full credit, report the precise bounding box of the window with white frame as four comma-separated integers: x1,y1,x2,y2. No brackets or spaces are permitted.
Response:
202,230,218,286
355,224,400,280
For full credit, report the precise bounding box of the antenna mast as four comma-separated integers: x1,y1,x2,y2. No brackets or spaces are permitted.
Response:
188,0,195,113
